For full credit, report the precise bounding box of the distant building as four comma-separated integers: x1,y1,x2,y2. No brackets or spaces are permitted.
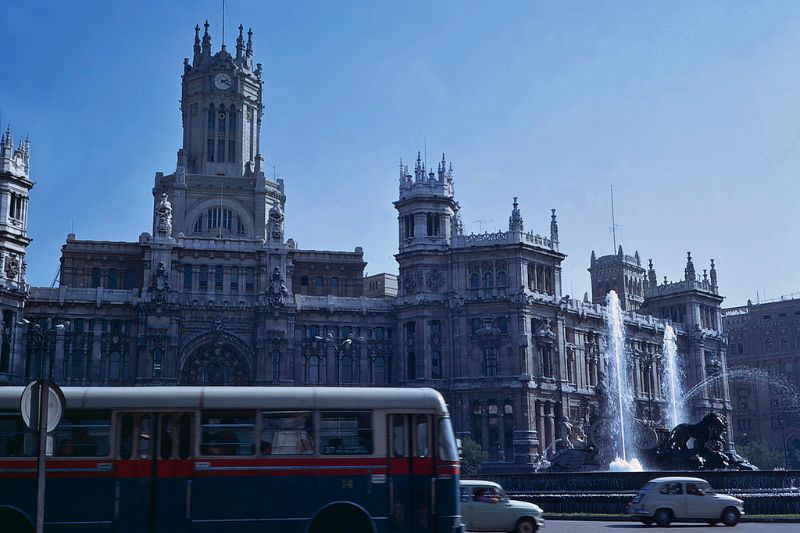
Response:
364,273,397,298
723,298,800,465
0,22,734,469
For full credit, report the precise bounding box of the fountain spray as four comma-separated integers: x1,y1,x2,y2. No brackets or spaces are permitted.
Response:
604,290,638,466
662,324,684,430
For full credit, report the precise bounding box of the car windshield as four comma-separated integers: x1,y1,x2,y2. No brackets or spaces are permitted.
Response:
699,482,715,494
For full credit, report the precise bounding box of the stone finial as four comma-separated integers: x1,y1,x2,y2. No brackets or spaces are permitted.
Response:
591,250,597,265
193,24,201,65
684,251,696,281
437,153,447,182
710,258,718,289
202,20,212,55
246,27,253,57
634,250,641,266
550,208,559,243
236,24,245,60
617,245,623,258
508,197,524,233
647,259,657,285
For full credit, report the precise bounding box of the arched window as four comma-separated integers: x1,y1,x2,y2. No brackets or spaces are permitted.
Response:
483,272,493,288
497,271,507,288
305,355,326,385
270,350,280,381
91,268,101,288
208,103,216,132
217,104,226,134
470,273,480,289
152,348,162,379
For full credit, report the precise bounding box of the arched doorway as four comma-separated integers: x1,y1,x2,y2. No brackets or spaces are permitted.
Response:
179,341,251,385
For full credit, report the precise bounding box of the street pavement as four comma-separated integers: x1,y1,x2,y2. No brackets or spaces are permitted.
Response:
496,520,800,532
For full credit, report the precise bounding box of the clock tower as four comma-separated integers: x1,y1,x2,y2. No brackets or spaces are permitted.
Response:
151,22,284,243
181,21,264,177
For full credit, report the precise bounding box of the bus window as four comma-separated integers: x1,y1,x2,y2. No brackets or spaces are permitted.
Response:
200,412,255,456
119,414,133,460
260,412,314,455
160,415,174,459
0,412,30,457
414,415,430,458
320,412,373,455
391,415,406,457
437,417,458,461
52,412,111,457
178,413,192,459
139,415,152,459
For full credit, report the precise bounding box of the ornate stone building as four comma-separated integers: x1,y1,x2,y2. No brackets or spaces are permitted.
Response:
0,23,734,468
723,298,800,467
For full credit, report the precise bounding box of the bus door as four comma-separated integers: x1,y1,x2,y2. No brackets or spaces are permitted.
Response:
388,414,435,533
116,412,194,533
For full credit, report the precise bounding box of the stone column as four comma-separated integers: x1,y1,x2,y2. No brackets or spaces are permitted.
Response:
536,401,545,454
546,402,556,455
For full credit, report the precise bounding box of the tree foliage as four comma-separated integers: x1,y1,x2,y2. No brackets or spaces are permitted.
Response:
735,440,785,470
460,437,483,475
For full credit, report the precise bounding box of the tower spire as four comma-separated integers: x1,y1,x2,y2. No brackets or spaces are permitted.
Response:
684,251,696,281
508,197,524,233
193,24,201,65
550,208,559,244
710,258,718,290
202,20,212,57
236,24,245,60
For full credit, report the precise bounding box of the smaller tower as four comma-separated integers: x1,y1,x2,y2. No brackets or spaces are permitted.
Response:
588,245,646,311
508,197,524,233
0,125,34,383
395,151,457,254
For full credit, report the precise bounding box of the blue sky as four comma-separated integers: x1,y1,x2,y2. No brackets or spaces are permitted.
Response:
2,1,800,306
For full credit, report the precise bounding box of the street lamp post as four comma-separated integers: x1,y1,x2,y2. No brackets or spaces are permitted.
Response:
639,350,662,424
315,333,363,384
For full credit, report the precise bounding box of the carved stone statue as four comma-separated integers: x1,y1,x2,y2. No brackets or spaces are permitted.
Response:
155,193,173,236
268,203,284,241
559,416,587,450
4,254,19,279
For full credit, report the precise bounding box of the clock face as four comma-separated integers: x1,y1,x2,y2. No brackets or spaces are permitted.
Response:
214,73,232,90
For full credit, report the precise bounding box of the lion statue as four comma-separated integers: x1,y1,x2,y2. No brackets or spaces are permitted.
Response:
660,412,727,452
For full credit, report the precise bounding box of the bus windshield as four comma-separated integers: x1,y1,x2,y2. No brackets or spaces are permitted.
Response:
438,417,458,461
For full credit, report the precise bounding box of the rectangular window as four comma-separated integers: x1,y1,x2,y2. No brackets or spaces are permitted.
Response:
319,412,372,455
260,412,314,455
228,140,236,163
404,215,415,238
52,412,111,457
199,266,208,290
431,350,441,379
230,267,239,292
214,266,224,291
0,412,32,457
207,138,215,162
184,267,192,290
218,139,226,163
200,412,255,456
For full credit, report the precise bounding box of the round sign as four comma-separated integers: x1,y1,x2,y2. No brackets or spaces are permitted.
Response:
20,380,65,432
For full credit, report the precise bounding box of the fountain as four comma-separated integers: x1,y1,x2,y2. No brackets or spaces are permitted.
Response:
661,324,685,430
604,290,640,469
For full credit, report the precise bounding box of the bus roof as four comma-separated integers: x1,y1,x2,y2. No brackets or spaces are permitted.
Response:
0,386,449,414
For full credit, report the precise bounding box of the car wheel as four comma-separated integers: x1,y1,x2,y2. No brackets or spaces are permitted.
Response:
514,518,537,533
655,508,672,527
721,507,739,527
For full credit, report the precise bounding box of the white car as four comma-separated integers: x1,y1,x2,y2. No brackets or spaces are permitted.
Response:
460,480,544,532
626,476,745,527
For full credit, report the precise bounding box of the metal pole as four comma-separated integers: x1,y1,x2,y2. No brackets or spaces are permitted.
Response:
35,329,48,533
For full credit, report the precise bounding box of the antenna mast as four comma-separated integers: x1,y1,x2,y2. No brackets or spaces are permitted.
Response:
222,0,226,47
610,185,619,253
